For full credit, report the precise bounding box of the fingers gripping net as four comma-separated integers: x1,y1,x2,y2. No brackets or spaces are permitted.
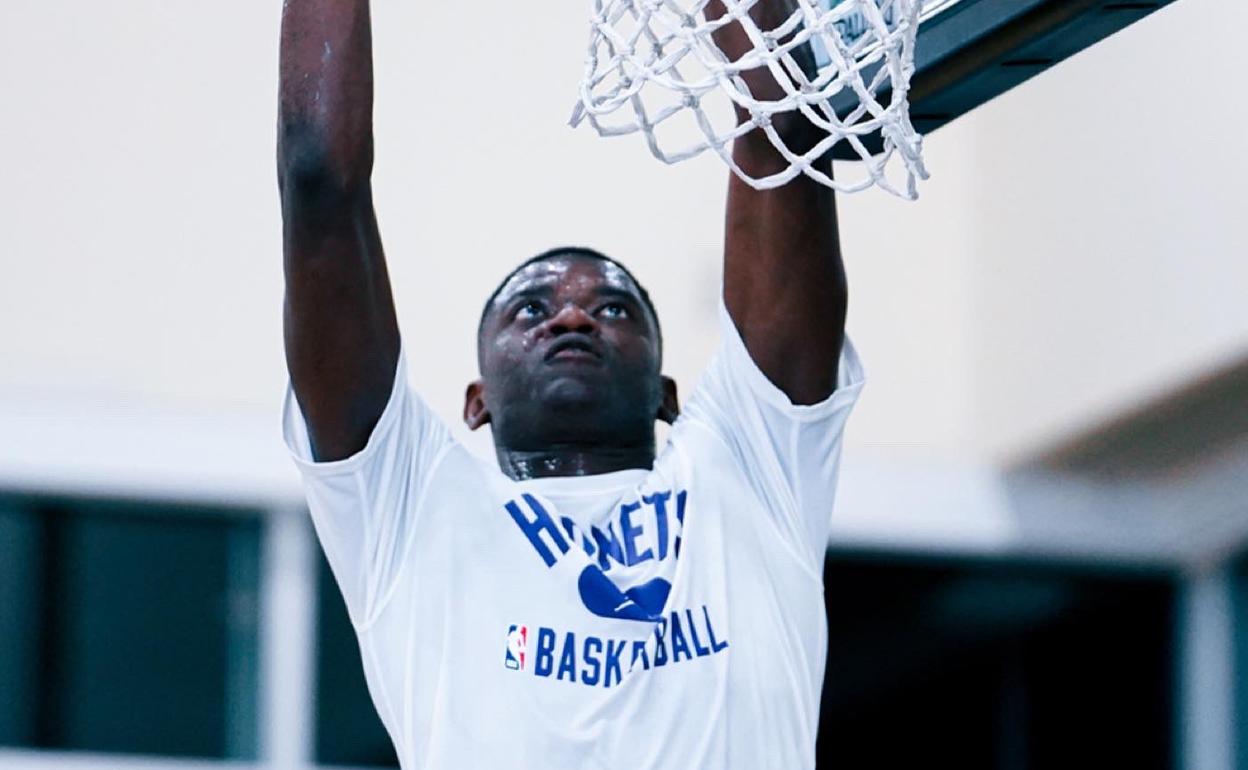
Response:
571,0,930,198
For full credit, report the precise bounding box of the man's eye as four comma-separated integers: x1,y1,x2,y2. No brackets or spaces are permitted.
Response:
598,303,629,319
515,301,544,320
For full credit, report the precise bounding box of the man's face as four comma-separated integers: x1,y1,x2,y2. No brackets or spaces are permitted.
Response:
469,256,668,450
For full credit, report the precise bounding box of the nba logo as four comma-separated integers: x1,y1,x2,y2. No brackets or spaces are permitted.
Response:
504,624,527,671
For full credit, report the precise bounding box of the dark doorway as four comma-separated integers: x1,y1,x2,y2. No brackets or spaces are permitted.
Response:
818,554,1176,770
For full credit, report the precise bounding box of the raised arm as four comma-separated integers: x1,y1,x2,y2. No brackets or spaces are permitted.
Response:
278,0,399,461
710,0,848,406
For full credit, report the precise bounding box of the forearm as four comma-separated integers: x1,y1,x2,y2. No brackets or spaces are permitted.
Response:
278,0,399,462
731,121,832,181
711,0,847,404
278,0,374,195
721,164,846,405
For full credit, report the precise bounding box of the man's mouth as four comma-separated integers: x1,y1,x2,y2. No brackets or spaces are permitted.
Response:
545,337,603,363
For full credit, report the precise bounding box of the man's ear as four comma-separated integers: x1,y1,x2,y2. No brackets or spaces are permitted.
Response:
657,375,680,424
463,380,491,431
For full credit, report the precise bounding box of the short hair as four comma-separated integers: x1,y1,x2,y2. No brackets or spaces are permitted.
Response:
477,246,662,349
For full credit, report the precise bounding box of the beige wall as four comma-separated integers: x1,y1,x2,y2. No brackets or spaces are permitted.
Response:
0,0,1242,466
960,0,1248,458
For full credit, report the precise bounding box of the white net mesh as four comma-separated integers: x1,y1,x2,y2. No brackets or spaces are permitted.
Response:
571,0,930,198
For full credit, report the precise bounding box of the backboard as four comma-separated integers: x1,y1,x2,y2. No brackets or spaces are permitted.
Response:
832,0,1181,157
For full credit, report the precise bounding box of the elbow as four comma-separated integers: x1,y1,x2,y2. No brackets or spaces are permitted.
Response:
277,121,372,207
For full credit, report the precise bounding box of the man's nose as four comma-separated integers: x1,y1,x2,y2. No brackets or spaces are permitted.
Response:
548,303,597,335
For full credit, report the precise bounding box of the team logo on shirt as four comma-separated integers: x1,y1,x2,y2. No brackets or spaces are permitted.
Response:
502,489,731,687
503,490,686,622
504,624,528,671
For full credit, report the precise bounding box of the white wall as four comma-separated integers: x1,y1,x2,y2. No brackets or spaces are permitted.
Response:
0,1,286,406
0,0,1242,470
959,0,1248,459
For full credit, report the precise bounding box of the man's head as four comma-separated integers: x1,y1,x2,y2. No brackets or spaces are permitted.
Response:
465,247,678,456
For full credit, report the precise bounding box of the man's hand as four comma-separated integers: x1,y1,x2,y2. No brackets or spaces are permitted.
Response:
709,0,848,405
279,0,400,461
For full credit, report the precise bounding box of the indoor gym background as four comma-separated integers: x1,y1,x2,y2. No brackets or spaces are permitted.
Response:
0,0,1245,768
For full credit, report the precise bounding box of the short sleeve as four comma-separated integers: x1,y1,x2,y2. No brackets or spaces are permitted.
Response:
680,301,865,566
282,348,455,629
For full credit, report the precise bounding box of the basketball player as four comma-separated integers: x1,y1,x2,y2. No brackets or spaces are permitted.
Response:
278,1,863,767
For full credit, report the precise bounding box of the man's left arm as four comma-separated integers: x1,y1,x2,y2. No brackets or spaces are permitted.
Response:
711,0,847,405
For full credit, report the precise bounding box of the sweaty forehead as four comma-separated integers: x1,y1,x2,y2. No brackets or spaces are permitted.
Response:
493,256,640,310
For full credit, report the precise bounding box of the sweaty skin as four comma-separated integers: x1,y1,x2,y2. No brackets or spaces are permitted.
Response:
465,255,678,479
278,0,846,473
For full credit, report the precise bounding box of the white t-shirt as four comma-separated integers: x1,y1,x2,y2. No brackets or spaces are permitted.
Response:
284,301,865,770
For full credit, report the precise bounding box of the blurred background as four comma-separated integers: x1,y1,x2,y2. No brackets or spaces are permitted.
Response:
1,0,1245,768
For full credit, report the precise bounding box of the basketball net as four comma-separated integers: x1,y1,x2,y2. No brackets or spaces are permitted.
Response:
571,0,929,198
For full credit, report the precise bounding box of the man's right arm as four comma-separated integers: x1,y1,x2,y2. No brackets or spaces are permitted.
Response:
278,0,399,462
